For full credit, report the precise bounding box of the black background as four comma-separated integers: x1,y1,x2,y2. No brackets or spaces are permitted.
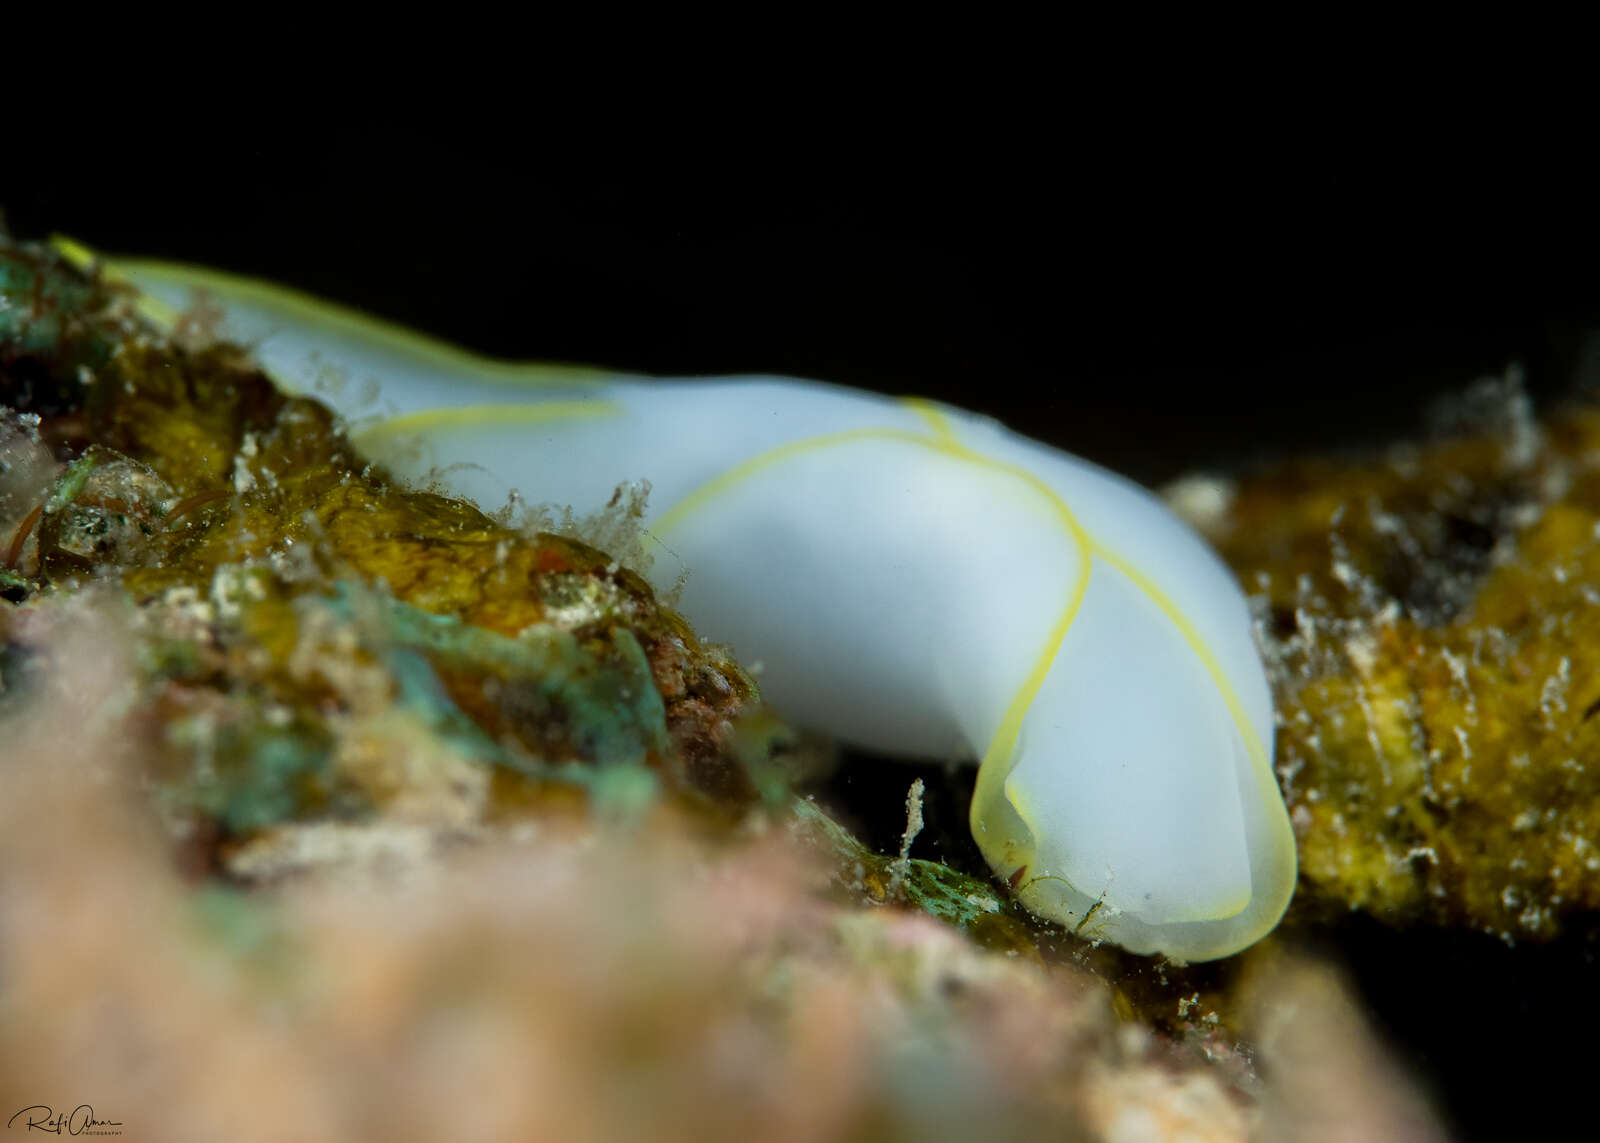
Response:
8,128,1600,1140
9,130,1599,487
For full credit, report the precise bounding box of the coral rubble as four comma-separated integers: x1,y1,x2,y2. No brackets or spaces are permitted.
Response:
1,239,765,862
1185,375,1600,946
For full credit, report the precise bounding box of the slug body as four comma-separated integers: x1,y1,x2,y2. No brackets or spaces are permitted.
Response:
92,249,1297,961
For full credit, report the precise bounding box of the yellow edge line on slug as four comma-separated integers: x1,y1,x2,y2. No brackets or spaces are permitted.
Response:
1095,544,1297,935
50,237,609,389
913,395,1280,931
1091,548,1271,780
353,401,622,447
899,396,960,445
907,404,1270,804
653,404,1096,780
653,427,947,534
52,235,182,330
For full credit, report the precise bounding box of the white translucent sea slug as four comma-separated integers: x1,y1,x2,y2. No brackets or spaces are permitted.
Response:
67,241,1298,962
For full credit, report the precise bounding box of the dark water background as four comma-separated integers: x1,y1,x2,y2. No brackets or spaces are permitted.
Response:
9,132,1600,1140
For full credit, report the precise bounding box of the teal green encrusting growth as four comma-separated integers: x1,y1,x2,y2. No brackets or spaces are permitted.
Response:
148,580,676,833
55,240,1298,961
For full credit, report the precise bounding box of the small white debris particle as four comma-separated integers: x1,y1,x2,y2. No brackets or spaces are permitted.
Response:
886,778,926,900
1160,473,1236,533
1541,657,1572,729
